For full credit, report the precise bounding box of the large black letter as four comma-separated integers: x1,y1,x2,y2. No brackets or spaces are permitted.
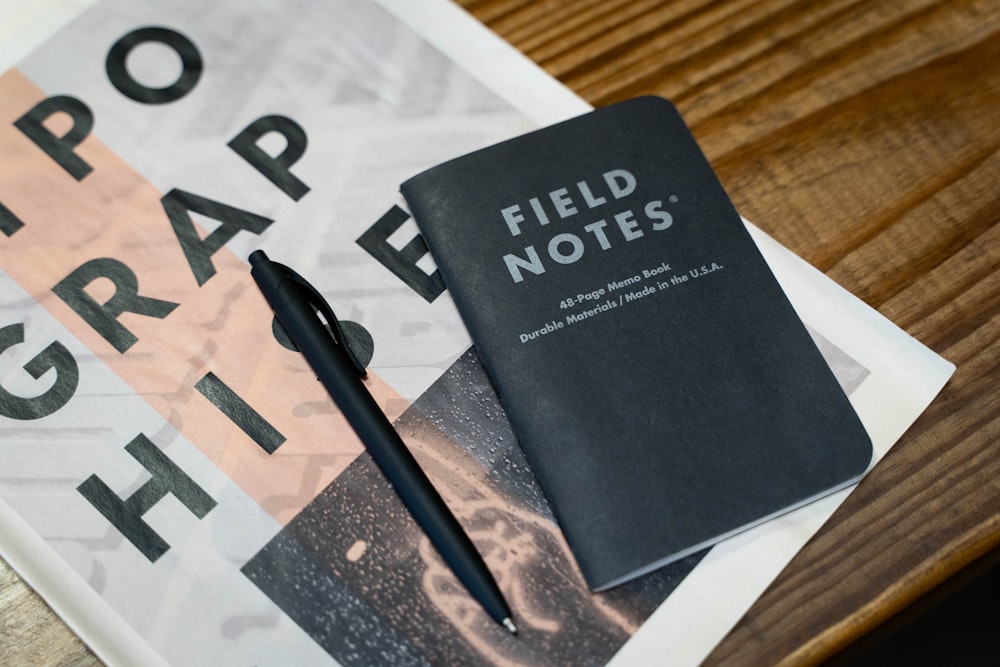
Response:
0,201,25,237
195,372,285,454
106,27,202,104
356,205,445,303
13,95,94,180
77,434,216,562
52,258,180,353
228,115,310,201
162,189,273,286
0,323,79,420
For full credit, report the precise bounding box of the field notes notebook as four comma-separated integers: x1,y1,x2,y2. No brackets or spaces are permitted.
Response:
401,96,872,591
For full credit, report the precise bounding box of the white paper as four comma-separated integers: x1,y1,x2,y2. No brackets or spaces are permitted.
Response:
0,1,953,665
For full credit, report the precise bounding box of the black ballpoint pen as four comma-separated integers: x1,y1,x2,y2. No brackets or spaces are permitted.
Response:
248,250,517,634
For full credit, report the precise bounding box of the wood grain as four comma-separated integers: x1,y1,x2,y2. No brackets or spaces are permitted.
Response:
4,1,998,664
458,0,1000,664
0,558,101,666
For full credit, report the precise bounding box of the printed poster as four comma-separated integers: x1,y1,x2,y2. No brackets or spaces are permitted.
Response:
0,1,954,665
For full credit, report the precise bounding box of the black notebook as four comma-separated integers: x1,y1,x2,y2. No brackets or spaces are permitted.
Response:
401,96,872,591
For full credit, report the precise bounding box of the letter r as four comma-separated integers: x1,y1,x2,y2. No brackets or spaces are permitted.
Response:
52,258,180,353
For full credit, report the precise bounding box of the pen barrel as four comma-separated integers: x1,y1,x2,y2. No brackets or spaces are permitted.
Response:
267,288,512,624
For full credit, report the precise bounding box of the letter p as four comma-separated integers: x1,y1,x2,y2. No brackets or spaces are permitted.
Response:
14,95,94,181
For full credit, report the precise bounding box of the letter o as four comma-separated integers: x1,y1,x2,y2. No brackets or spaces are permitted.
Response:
548,233,585,265
106,27,202,104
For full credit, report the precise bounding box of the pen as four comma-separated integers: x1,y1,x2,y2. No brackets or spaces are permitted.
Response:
248,250,517,634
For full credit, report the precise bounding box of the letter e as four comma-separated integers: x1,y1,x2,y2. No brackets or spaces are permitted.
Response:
356,205,445,303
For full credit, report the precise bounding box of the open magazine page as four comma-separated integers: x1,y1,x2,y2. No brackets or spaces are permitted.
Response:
0,1,953,665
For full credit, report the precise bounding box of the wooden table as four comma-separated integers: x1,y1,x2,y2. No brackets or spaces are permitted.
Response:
3,0,998,664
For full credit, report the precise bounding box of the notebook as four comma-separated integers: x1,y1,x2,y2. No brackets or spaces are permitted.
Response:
401,96,872,590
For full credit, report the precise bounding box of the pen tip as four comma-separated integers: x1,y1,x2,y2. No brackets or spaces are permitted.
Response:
502,617,518,635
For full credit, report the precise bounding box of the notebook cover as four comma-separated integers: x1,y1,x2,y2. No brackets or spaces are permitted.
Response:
400,96,872,591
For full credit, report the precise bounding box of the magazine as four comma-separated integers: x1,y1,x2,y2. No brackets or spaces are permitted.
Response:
0,1,954,665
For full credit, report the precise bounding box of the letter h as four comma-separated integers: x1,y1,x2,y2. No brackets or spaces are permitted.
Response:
77,434,216,562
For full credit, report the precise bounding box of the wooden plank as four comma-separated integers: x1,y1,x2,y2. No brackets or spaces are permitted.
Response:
461,1,1000,664
0,558,101,666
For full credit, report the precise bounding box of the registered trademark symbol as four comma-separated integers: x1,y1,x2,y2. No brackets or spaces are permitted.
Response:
669,195,679,203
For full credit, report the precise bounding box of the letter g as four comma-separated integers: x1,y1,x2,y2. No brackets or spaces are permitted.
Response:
0,323,79,420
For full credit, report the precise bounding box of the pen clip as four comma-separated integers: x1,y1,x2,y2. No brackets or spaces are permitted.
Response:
279,263,368,379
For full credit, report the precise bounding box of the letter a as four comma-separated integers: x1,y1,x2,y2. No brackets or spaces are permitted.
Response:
162,189,273,286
